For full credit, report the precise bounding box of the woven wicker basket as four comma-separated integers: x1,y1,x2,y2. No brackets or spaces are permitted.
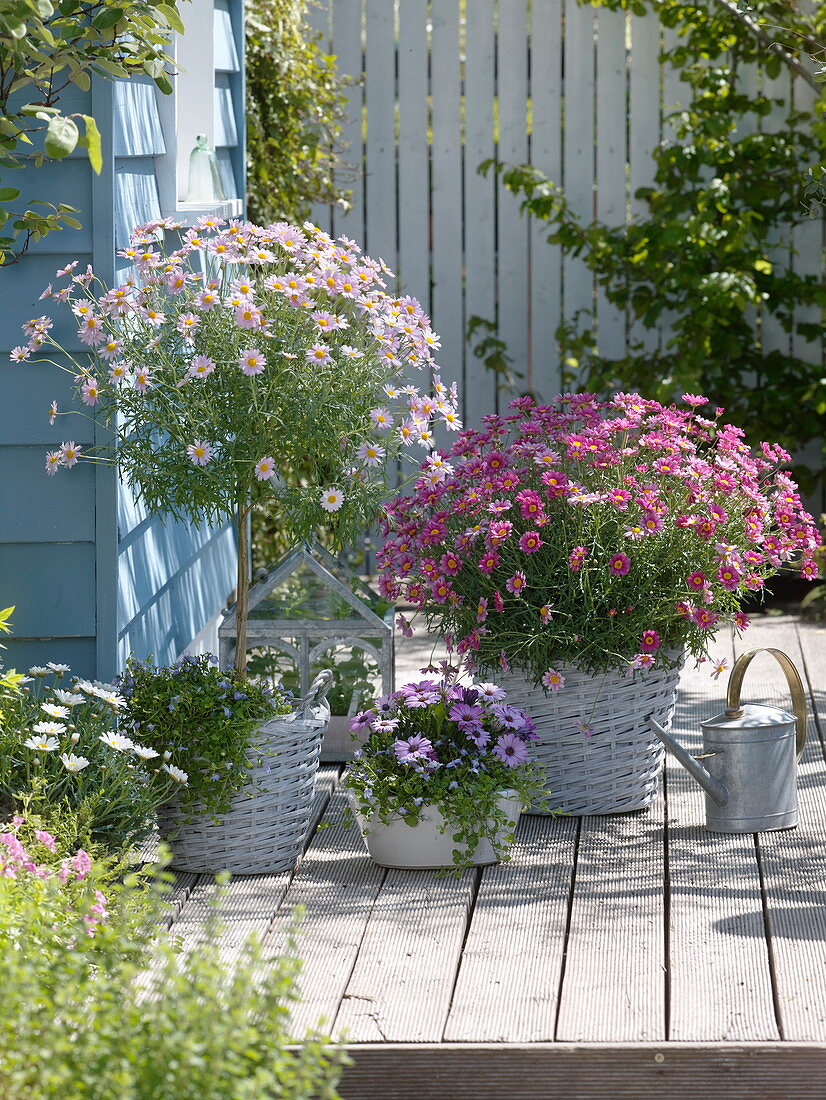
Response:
157,670,332,875
498,656,683,815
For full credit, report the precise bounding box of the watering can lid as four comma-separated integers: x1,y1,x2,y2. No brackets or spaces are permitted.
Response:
703,701,795,731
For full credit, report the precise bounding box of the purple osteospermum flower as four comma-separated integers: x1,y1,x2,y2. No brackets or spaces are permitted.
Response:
349,708,376,732
474,682,506,701
448,702,484,726
399,680,440,708
467,727,491,749
491,703,526,730
493,733,529,767
394,733,434,763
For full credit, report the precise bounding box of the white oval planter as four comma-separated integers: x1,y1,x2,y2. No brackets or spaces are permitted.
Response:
349,789,522,869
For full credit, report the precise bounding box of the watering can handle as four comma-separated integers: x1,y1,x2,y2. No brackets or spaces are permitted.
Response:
726,648,807,759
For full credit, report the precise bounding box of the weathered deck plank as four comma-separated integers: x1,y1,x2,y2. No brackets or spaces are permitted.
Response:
555,796,666,1041
738,616,826,1041
665,632,780,1041
333,867,477,1042
444,814,578,1041
263,790,386,1038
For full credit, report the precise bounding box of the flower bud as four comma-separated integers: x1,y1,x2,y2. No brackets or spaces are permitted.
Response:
163,750,171,760
71,732,80,744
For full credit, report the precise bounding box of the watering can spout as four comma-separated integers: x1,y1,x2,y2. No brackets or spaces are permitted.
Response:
648,717,730,807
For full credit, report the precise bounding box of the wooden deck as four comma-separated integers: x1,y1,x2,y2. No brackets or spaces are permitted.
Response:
161,614,826,1098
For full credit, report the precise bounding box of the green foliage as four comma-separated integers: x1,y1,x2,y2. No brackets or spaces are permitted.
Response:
0,665,182,851
0,607,27,702
246,0,351,225
0,0,184,263
0,846,347,1099
477,0,826,494
117,653,292,818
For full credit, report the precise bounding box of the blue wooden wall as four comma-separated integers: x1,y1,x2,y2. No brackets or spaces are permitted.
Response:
0,2,243,681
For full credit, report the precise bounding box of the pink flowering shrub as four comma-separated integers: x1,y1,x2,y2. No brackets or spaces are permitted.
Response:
0,818,109,940
379,392,821,682
343,669,547,868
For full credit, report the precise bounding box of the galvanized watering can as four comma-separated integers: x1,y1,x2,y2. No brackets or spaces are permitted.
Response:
648,648,807,833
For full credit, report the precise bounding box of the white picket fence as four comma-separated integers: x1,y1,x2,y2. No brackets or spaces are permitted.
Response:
307,0,823,430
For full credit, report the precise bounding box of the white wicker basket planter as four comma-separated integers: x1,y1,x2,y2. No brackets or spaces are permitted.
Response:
498,656,683,815
157,671,332,875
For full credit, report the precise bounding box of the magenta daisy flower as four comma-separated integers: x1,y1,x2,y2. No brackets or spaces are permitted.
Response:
505,571,527,596
639,629,661,652
609,552,631,576
686,570,707,590
519,530,543,554
476,597,488,622
568,546,588,573
478,551,500,574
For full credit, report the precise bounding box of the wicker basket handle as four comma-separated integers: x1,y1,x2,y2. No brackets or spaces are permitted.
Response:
301,669,333,718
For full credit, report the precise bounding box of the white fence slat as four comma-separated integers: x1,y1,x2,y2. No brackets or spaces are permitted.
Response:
595,6,628,363
397,0,430,316
430,0,464,437
496,0,530,401
364,0,396,268
463,0,498,426
562,0,596,333
627,14,658,354
528,0,563,400
332,0,365,244
761,66,794,359
661,24,683,144
306,0,333,234
791,73,822,368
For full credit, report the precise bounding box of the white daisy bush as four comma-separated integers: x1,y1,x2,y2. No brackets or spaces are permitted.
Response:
0,663,186,851
343,666,548,870
18,217,454,671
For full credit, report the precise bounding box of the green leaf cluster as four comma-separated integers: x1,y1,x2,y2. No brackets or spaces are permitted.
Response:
117,653,292,817
245,0,351,226
0,855,347,1099
480,0,826,495
0,0,184,263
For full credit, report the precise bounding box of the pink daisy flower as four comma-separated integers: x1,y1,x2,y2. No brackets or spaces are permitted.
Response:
254,456,277,481
478,551,500,574
59,441,81,467
186,440,213,466
541,668,564,691
80,378,100,406
238,349,266,375
476,597,488,622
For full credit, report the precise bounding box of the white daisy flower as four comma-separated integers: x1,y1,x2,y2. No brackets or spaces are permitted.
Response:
24,735,60,752
32,721,66,736
41,703,70,719
99,731,134,752
53,689,85,706
46,662,71,673
28,666,50,676
61,753,90,773
90,686,126,709
131,743,160,760
163,763,188,783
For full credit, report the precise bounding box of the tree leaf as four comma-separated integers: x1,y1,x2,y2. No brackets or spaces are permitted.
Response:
80,114,102,174
44,115,78,158
92,7,123,30
0,188,21,201
156,2,185,34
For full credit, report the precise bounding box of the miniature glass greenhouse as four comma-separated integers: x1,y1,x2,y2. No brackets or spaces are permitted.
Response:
218,542,395,757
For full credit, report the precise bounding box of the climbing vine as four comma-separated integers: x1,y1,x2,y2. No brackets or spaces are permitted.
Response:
480,0,826,495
